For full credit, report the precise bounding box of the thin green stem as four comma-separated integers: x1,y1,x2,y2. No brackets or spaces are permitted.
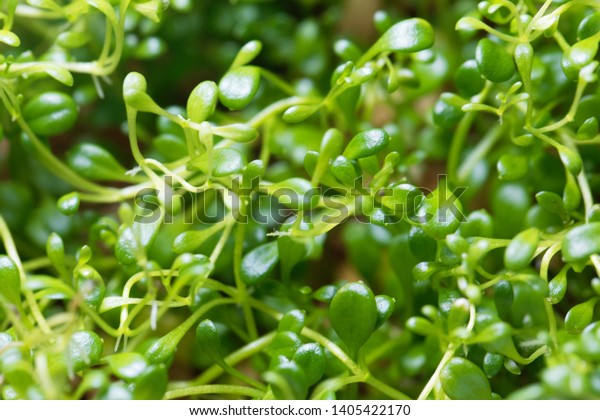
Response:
456,123,503,184
365,375,411,400
191,332,276,386
247,97,320,128
164,384,264,400
418,346,456,400
260,69,298,97
311,375,365,399
233,222,259,341
16,117,122,197
448,83,491,184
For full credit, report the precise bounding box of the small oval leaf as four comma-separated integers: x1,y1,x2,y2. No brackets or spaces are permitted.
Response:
343,128,390,160
240,241,279,285
440,357,493,399
218,66,260,111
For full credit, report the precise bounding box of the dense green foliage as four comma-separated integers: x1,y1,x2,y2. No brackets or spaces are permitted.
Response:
2,0,600,400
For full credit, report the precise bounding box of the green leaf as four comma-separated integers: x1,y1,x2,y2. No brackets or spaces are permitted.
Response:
278,310,306,334
46,233,66,277
264,360,308,400
408,226,437,261
578,12,600,40
218,66,260,110
132,365,168,400
568,38,598,68
56,31,90,49
373,10,393,33
242,159,264,192
231,40,262,68
562,222,600,262
188,148,247,177
343,128,390,160
557,145,582,176
334,39,362,62
23,92,78,136
330,155,360,187
514,43,534,91
475,38,515,83
282,105,320,124
497,154,528,181
361,18,434,63
536,191,568,221
483,353,504,378
76,266,105,310
240,241,279,285
374,295,395,330
0,30,20,47
405,316,439,336
172,223,226,254
115,226,142,265
432,93,467,128
277,226,307,282
577,117,599,140
455,59,485,97
133,37,167,60
66,331,104,373
107,353,148,381
447,298,470,333
440,357,492,399
267,331,302,360
563,171,581,212
122,72,164,113
195,319,224,363
329,282,377,357
213,123,258,144
131,0,168,22
344,66,377,86
263,178,315,209
57,192,80,216
187,81,218,123
42,64,74,86
153,134,187,161
504,228,539,271
293,343,325,386
470,322,512,344
548,267,568,304
309,128,343,185
415,182,463,240
0,255,21,307
565,298,598,334
67,143,127,181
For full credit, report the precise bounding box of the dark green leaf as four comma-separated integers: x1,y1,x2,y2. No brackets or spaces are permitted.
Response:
67,143,127,181
329,282,377,357
240,241,279,285
293,343,325,386
343,129,390,159
565,298,598,334
475,38,515,83
440,357,492,399
504,228,539,271
23,92,78,136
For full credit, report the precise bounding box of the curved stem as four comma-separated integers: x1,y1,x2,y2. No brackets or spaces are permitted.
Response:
16,117,122,198
418,346,456,400
191,332,276,386
164,384,264,400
